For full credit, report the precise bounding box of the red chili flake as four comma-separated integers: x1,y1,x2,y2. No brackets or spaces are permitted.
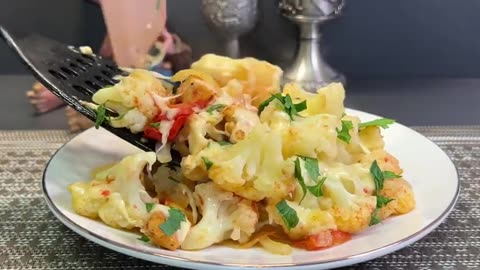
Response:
101,190,110,197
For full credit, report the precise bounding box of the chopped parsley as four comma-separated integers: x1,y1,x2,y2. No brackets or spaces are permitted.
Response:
294,157,326,202
303,157,320,182
159,208,186,236
336,120,353,143
369,209,381,226
206,104,226,114
217,140,232,146
137,234,150,242
294,157,308,203
145,203,155,213
369,160,396,225
94,103,109,129
258,93,307,120
150,122,160,128
202,157,213,170
306,176,327,197
383,171,402,180
359,118,395,130
276,199,299,230
376,195,394,208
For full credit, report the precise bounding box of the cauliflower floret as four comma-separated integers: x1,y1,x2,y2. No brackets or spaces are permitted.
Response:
267,200,336,240
282,82,345,118
69,152,157,229
181,182,258,250
69,180,109,218
223,104,260,143
175,76,216,104
191,54,282,106
109,108,147,133
182,124,295,201
378,178,416,219
358,126,385,152
142,205,191,250
323,172,376,233
92,69,166,121
360,149,403,175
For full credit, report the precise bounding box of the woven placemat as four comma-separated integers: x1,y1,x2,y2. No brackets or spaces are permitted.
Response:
0,128,478,270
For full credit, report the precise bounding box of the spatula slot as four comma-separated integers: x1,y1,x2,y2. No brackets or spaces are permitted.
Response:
94,75,114,86
70,62,87,72
85,80,101,90
72,84,93,95
48,69,67,80
76,58,93,67
60,66,78,77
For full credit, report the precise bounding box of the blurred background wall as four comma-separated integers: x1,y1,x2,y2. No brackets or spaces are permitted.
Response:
1,0,480,79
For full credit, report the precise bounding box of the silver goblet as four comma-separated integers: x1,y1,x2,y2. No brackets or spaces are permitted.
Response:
279,0,346,91
200,0,258,58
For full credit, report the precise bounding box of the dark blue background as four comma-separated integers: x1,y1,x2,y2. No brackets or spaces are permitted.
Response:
1,0,480,78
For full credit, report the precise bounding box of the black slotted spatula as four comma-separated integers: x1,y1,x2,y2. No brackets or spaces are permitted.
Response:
0,26,156,152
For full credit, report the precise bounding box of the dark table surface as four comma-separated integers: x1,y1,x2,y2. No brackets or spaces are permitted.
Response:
1,74,479,129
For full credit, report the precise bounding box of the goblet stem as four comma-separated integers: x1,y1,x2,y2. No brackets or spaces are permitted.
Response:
284,21,345,91
225,38,240,58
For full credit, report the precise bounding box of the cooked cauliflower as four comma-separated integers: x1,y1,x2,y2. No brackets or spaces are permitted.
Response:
181,182,258,250
283,82,345,118
191,54,282,106
92,69,166,122
182,124,295,201
322,168,377,233
378,177,416,220
142,204,191,250
69,152,157,229
223,104,259,143
267,200,336,240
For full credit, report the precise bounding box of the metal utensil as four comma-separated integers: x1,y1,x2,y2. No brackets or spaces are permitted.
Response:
0,26,155,152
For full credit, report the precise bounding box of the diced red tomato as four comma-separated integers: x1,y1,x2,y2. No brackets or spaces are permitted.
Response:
293,230,351,251
101,190,110,197
143,100,208,142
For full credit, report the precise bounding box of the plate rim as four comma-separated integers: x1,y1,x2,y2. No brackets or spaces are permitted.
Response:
41,109,461,269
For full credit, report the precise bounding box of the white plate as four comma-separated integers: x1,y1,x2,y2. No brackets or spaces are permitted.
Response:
42,108,459,270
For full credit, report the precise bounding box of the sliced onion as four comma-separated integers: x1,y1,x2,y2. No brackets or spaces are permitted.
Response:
179,183,198,225
259,236,292,255
155,142,172,163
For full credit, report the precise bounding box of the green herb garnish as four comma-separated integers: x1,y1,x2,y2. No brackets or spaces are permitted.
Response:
207,104,226,114
159,208,186,236
306,176,327,197
369,209,381,226
359,118,395,130
383,171,402,180
303,157,320,182
336,120,353,143
145,203,155,213
202,157,213,170
217,140,232,146
275,199,299,230
150,122,160,128
258,94,307,120
94,103,109,129
369,160,395,225
294,157,326,201
137,234,150,242
294,157,308,203
370,160,385,191
376,195,394,208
